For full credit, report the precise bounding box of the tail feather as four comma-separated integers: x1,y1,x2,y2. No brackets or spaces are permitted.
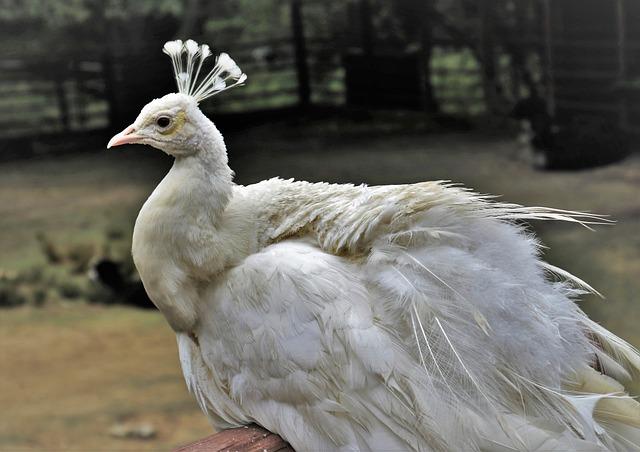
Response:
562,367,640,450
572,368,640,430
585,318,640,378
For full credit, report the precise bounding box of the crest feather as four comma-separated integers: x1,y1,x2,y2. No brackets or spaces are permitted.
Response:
162,39,247,103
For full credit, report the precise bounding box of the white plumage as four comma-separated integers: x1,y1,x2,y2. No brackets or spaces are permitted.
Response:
107,40,640,451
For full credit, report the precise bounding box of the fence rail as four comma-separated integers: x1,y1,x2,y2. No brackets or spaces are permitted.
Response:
3,29,639,142
0,40,493,141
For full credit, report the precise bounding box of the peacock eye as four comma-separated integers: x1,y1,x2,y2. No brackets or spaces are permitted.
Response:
156,116,171,128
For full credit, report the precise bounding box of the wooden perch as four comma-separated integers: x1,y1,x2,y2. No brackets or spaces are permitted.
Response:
175,424,293,452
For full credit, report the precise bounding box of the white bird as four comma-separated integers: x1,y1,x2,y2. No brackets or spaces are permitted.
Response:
107,40,640,451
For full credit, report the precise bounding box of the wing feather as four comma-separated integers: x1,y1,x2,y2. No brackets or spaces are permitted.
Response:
181,179,640,450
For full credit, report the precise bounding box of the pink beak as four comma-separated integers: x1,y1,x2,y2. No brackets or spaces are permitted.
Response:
107,125,142,148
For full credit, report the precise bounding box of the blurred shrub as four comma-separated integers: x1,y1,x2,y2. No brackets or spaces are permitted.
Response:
66,243,96,274
0,224,148,309
0,278,27,308
36,232,63,264
32,288,47,307
25,224,151,308
37,233,96,274
57,280,84,299
0,268,51,308
19,266,44,283
86,284,116,305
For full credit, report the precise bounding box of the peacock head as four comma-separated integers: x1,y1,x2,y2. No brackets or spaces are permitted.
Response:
107,39,246,157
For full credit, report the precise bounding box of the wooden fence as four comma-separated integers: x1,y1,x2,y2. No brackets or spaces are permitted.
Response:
0,42,495,142
3,0,640,145
0,37,344,141
545,0,640,133
0,55,110,139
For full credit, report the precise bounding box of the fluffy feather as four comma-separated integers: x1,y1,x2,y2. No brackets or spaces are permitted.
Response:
133,166,640,451
123,43,640,451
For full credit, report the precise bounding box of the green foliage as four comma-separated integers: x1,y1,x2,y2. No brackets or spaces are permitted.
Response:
0,0,93,25
431,48,485,115
0,0,183,26
226,0,290,42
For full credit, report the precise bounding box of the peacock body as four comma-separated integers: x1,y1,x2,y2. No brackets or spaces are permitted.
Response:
106,40,640,451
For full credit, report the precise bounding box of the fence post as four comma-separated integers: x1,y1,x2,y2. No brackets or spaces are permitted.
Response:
359,0,374,57
73,59,87,128
541,0,555,116
290,0,311,109
420,0,439,113
615,0,628,130
479,0,498,113
54,75,70,133
102,52,119,130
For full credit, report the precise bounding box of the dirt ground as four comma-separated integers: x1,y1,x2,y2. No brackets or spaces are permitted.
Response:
1,119,639,450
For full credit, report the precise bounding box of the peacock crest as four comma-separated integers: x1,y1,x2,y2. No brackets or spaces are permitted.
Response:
162,39,247,103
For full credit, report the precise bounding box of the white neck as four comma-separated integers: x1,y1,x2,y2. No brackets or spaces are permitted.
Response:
167,119,234,224
132,119,236,331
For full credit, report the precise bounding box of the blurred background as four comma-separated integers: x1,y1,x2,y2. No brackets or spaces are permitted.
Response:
0,0,639,450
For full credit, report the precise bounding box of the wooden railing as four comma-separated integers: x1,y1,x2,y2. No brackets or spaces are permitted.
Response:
175,425,293,452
